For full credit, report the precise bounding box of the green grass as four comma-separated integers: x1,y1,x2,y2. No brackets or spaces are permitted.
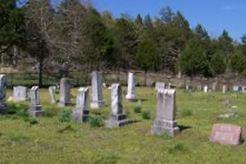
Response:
0,88,246,163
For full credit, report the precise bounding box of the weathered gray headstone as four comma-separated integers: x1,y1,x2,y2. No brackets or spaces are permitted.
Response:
72,87,89,123
59,78,71,107
106,83,128,128
13,86,28,102
125,72,136,101
48,86,56,104
209,123,242,145
0,75,7,114
212,82,217,92
197,84,202,91
155,82,165,91
29,86,43,117
90,71,105,109
222,85,227,93
151,89,180,137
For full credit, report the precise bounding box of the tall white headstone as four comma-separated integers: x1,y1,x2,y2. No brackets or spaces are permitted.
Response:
29,86,43,117
222,85,227,93
72,87,89,123
106,83,128,128
59,78,71,107
125,72,136,101
151,89,180,137
90,71,105,109
48,86,56,104
204,85,208,93
0,75,7,114
13,86,28,102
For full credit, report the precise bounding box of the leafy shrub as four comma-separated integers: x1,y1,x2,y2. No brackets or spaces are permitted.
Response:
58,109,71,123
88,115,104,128
24,117,38,125
181,109,192,117
142,110,151,119
7,103,29,117
134,106,142,113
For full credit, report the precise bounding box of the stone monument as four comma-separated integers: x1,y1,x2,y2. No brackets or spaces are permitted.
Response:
90,71,105,109
13,86,28,102
59,78,71,107
151,89,180,137
72,87,90,123
29,86,43,117
106,83,128,128
0,75,7,114
125,72,136,101
48,86,56,104
155,82,165,91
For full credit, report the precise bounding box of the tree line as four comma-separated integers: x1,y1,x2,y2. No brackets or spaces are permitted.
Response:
1,0,246,86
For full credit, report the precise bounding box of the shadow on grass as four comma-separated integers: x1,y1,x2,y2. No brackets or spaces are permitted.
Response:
178,125,192,132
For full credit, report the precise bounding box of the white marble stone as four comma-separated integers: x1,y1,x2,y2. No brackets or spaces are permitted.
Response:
204,86,208,93
151,89,180,137
13,86,27,102
155,82,165,91
49,86,56,104
72,87,89,123
222,85,227,93
90,71,105,109
125,72,136,100
106,83,128,128
29,86,43,117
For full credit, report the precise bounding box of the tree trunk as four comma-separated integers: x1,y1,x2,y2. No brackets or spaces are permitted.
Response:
38,58,43,87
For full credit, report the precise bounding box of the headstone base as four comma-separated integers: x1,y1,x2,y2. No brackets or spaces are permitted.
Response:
151,119,180,137
29,105,44,117
90,100,105,109
72,110,89,123
106,113,129,128
125,94,136,101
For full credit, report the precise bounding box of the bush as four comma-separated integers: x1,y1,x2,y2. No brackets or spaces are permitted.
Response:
142,110,151,119
58,109,71,123
134,106,142,113
88,115,104,128
7,103,29,117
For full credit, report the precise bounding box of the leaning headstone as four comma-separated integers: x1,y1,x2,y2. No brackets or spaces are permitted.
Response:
29,86,43,117
59,78,71,107
13,86,28,102
222,85,227,93
151,89,180,137
209,123,242,145
90,71,105,109
72,87,89,123
48,86,56,104
0,75,7,114
203,85,208,93
125,72,136,101
106,83,128,128
155,82,165,91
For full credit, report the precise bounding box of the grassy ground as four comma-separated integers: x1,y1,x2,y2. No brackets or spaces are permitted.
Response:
0,88,246,164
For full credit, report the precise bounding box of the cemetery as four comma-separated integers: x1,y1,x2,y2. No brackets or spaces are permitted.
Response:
1,0,246,163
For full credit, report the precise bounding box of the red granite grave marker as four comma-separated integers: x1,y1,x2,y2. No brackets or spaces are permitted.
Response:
209,123,242,145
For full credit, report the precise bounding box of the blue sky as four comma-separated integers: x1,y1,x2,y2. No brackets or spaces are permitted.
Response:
89,0,246,41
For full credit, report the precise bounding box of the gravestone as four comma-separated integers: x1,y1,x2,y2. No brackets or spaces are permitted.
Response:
209,123,242,145
29,86,43,117
59,78,71,107
72,87,89,123
185,85,192,92
13,86,28,102
222,85,227,93
49,86,56,104
0,75,7,114
204,85,208,93
233,86,240,92
151,89,180,137
212,82,217,92
242,86,246,93
106,83,128,128
125,72,136,101
155,82,165,91
197,84,202,91
90,71,105,109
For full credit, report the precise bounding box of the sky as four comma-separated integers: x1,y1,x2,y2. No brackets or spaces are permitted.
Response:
87,0,246,41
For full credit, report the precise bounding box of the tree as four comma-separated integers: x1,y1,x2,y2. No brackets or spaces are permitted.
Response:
210,50,226,75
195,24,209,40
159,6,174,23
230,50,246,74
0,0,25,64
179,38,212,77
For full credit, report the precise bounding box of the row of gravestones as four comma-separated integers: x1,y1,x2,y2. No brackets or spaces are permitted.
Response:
0,72,244,145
